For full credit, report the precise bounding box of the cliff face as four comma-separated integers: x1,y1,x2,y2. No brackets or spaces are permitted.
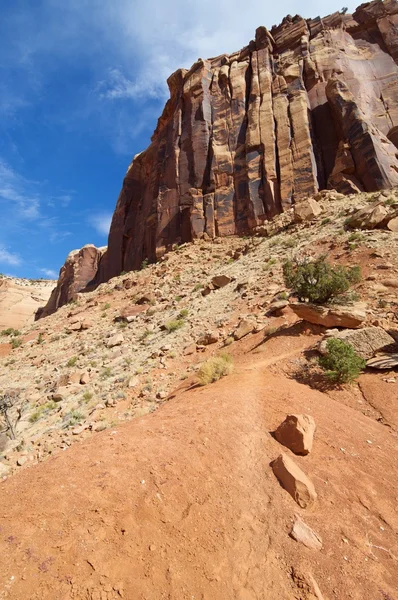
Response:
38,1,398,319
101,0,398,280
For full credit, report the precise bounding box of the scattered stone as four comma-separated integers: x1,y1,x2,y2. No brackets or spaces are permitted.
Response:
387,216,398,232
80,372,90,385
319,327,395,359
290,516,323,550
381,278,398,289
366,354,398,369
72,425,87,436
107,333,124,348
233,319,255,340
136,293,155,305
275,415,316,455
267,300,289,316
127,377,139,388
290,302,366,329
17,457,27,467
346,202,389,229
183,344,196,356
272,453,317,508
197,332,219,345
0,462,10,477
211,275,232,288
294,198,322,222
53,388,68,402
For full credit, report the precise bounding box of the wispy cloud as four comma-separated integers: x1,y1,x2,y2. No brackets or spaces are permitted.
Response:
40,268,58,278
90,212,112,236
0,245,22,266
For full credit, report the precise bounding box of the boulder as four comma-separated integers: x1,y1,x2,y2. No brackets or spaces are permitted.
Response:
387,216,398,232
275,414,316,455
267,300,289,316
211,275,232,288
290,302,366,329
294,199,322,222
106,333,124,348
346,203,390,229
290,516,323,550
319,327,395,359
233,319,255,340
272,453,317,509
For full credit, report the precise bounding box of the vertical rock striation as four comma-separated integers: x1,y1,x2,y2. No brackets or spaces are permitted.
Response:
100,0,398,281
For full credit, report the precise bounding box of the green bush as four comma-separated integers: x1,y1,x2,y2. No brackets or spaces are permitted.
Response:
319,338,366,384
283,255,361,304
11,338,22,349
67,356,78,367
197,353,233,386
164,319,184,333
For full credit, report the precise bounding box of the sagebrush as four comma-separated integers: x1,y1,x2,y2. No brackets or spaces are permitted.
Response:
197,353,233,386
283,255,361,304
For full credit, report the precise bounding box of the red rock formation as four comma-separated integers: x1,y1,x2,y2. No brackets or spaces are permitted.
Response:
99,0,398,281
39,1,398,314
37,245,106,319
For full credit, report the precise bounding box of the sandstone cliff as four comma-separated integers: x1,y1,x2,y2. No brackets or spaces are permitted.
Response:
39,0,398,318
0,277,54,329
36,245,106,318
102,0,398,279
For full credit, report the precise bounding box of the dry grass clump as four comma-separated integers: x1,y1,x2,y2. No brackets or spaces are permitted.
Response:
197,353,233,386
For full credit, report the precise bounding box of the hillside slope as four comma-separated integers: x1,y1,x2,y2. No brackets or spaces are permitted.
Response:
0,358,397,599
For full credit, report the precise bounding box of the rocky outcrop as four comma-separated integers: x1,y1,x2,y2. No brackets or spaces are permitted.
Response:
37,245,106,319
99,0,398,281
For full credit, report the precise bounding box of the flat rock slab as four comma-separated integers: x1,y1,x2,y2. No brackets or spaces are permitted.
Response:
272,453,317,509
290,516,323,550
319,327,395,359
275,414,316,455
290,302,366,329
366,354,398,369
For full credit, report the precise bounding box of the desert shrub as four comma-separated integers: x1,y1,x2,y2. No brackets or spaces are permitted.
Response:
1,328,20,337
283,255,361,304
164,319,184,333
67,356,78,367
319,338,365,383
197,353,233,386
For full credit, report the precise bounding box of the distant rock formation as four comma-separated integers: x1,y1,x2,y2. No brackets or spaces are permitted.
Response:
36,245,106,319
39,0,398,316
0,277,54,329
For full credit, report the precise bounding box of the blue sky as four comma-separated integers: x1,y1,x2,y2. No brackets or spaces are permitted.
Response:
0,0,358,279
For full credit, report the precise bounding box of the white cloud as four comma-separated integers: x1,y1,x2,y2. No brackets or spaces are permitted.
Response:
40,268,58,278
90,212,112,236
0,159,42,221
0,246,22,266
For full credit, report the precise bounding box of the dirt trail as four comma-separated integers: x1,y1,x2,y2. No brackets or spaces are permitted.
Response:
0,357,397,600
